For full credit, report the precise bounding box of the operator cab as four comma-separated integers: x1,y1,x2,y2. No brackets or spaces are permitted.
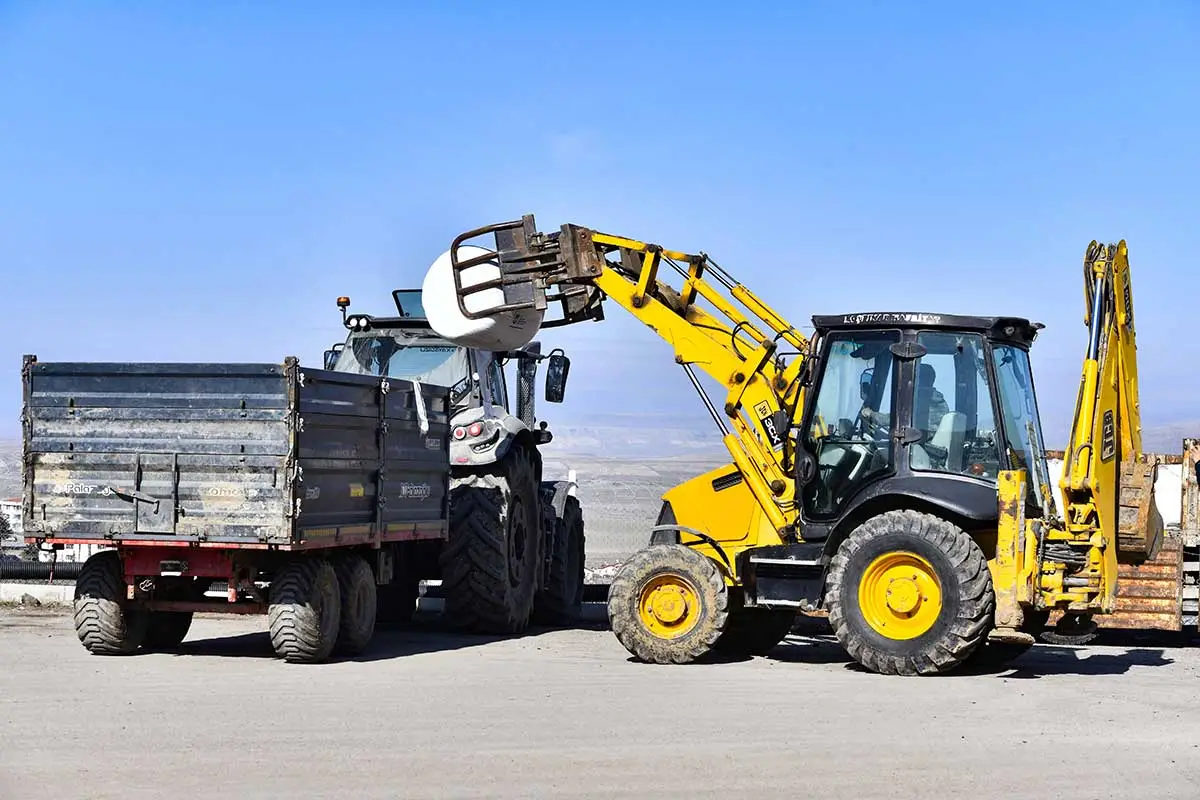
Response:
796,312,1054,538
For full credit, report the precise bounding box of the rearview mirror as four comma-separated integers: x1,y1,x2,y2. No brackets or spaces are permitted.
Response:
545,352,570,403
323,346,342,370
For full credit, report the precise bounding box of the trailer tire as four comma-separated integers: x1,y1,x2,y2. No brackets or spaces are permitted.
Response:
73,549,147,656
441,444,543,634
143,612,193,651
826,509,993,676
533,495,586,626
332,554,377,656
268,558,341,664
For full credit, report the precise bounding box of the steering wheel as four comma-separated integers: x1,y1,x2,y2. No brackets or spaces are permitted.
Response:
854,404,881,439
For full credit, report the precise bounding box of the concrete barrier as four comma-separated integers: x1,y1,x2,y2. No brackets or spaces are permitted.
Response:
0,582,72,605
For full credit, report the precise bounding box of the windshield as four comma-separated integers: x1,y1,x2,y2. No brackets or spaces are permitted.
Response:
332,330,468,388
990,343,1054,512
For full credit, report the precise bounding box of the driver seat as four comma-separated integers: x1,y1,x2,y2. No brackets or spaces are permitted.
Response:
929,412,967,472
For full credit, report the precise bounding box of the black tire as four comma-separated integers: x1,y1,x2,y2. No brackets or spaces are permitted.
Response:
533,495,586,626
73,550,147,656
1038,612,1099,646
714,606,797,657
440,445,543,634
825,509,994,676
268,558,341,664
332,554,377,656
608,544,729,664
142,612,193,651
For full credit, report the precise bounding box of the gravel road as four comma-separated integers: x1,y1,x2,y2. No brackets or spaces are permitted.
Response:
1,607,1198,799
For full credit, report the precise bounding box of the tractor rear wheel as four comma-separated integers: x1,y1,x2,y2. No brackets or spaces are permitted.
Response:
608,544,729,664
440,445,543,634
825,509,994,676
533,495,586,626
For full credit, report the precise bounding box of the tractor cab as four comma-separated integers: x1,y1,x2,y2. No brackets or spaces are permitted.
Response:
321,290,570,446
326,290,473,406
795,312,1054,539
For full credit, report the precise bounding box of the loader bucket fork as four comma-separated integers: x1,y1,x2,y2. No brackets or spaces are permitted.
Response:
447,215,605,330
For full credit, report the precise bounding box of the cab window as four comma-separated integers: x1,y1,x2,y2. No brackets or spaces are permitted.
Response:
801,330,899,520
908,331,1002,478
486,358,509,412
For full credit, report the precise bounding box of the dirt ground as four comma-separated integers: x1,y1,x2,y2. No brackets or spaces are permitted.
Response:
1,606,1198,799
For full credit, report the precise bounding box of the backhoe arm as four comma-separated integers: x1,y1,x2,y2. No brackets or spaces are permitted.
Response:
436,215,810,538
1059,240,1162,563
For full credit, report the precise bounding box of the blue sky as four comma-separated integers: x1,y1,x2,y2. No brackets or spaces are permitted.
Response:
1,2,1197,447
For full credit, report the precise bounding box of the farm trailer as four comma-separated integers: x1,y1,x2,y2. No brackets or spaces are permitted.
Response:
20,355,451,662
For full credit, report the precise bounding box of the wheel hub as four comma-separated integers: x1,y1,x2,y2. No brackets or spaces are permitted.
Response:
638,574,701,639
885,576,921,614
858,551,943,641
649,586,688,624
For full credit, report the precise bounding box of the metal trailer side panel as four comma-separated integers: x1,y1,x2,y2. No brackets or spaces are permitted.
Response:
21,357,450,550
289,366,451,547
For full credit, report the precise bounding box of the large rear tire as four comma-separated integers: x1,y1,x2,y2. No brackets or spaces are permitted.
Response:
332,554,377,656
826,510,994,676
608,544,729,664
440,445,543,634
533,495,586,626
73,549,147,656
268,558,341,664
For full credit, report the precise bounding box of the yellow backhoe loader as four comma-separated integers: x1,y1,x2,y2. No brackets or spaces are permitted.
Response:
420,214,1163,675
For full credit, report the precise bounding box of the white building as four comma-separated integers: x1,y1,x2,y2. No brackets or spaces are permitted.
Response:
0,498,22,555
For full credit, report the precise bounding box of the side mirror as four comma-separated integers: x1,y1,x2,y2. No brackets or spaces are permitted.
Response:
323,349,338,370
859,367,873,400
545,352,570,403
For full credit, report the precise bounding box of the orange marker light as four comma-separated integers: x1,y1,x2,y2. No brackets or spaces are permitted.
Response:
337,296,351,309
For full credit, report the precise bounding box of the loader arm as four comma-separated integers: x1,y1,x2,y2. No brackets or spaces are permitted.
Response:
438,215,811,538
1057,240,1163,599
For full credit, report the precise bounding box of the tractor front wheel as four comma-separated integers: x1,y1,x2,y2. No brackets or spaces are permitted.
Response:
608,544,729,664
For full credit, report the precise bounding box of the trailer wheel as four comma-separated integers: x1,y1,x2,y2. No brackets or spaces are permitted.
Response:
268,557,341,664
332,554,377,656
73,549,147,656
825,509,994,676
533,495,586,626
440,444,543,634
142,612,193,651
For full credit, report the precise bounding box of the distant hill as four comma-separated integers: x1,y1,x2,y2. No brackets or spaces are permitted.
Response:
0,439,18,500
1,417,1197,494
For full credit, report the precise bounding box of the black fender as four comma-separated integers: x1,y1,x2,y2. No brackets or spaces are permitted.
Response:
818,474,1001,564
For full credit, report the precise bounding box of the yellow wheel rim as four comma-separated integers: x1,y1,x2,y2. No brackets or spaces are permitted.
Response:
857,551,943,640
637,573,702,640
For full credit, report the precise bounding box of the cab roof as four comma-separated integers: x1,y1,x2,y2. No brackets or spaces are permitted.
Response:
811,312,1044,347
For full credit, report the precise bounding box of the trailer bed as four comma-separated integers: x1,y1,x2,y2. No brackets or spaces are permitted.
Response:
21,356,450,551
